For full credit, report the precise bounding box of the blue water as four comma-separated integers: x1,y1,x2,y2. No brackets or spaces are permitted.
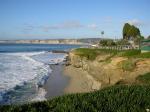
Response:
0,43,81,53
0,43,81,105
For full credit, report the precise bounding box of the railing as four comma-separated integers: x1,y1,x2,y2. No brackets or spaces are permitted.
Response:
90,45,139,50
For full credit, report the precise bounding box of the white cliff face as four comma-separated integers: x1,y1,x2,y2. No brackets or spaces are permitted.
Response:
0,39,84,44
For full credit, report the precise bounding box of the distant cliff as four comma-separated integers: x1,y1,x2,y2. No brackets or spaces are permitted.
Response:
0,38,101,45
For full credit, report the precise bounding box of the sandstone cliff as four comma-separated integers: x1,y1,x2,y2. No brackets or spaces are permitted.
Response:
68,50,150,89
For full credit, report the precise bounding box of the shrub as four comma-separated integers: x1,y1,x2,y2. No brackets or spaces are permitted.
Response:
136,72,150,84
74,48,98,60
118,59,136,71
119,50,141,57
135,52,150,58
74,48,118,60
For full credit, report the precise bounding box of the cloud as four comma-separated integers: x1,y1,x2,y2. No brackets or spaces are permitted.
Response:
17,33,51,38
22,21,100,33
23,23,35,31
40,21,84,32
104,16,113,23
127,19,143,26
87,24,98,29
59,21,84,29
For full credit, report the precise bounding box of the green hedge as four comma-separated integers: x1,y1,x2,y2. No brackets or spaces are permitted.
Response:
1,85,150,112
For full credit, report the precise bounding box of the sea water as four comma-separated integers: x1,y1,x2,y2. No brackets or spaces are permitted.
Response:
0,43,81,104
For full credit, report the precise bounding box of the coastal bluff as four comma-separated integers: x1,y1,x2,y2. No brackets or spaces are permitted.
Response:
67,49,150,89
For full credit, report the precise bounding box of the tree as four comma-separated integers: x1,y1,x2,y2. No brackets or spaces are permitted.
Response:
99,39,116,46
116,39,130,46
101,31,104,38
99,40,107,46
107,40,116,46
123,23,141,40
123,23,131,40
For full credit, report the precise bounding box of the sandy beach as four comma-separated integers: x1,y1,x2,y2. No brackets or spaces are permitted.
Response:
63,65,101,94
44,63,101,99
44,64,69,99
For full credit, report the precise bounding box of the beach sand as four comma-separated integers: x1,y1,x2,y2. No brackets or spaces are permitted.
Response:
44,64,69,99
63,65,95,94
44,64,101,99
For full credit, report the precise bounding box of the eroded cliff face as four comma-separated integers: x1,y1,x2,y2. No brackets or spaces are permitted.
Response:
69,51,150,88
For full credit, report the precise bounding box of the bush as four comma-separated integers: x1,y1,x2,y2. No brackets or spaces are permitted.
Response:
74,48,119,60
1,85,150,112
119,50,141,57
74,48,98,60
118,59,136,71
136,72,150,84
135,52,150,58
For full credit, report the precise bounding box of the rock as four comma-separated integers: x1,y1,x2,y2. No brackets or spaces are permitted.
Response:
92,81,101,90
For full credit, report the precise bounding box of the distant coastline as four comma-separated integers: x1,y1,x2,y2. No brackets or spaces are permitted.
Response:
0,38,101,45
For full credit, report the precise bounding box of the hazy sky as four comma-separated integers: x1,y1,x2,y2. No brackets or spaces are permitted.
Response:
0,0,149,40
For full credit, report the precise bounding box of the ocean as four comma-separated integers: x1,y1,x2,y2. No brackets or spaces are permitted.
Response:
0,43,82,105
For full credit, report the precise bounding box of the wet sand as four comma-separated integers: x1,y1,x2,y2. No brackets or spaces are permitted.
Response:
44,64,69,99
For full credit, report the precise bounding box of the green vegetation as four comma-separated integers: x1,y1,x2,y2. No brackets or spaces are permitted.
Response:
136,72,150,84
1,85,150,112
99,39,132,47
123,23,141,40
74,48,150,60
74,48,118,60
74,48,99,60
118,49,141,57
134,52,150,58
118,59,136,71
99,39,116,46
116,39,130,46
101,31,104,37
122,23,145,48
0,48,149,112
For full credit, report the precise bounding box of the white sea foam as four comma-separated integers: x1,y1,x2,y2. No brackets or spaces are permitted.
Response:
0,52,48,91
31,88,47,102
0,51,67,103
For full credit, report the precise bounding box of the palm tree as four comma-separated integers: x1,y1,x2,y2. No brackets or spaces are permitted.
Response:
101,31,104,38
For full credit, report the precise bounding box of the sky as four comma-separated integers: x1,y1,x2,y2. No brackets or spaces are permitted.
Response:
0,0,149,40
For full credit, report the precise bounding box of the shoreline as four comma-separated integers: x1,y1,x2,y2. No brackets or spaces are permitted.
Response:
43,64,69,99
44,64,101,100
43,49,102,100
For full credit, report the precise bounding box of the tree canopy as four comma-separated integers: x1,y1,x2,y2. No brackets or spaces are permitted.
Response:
116,39,130,46
123,23,141,40
99,39,116,46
